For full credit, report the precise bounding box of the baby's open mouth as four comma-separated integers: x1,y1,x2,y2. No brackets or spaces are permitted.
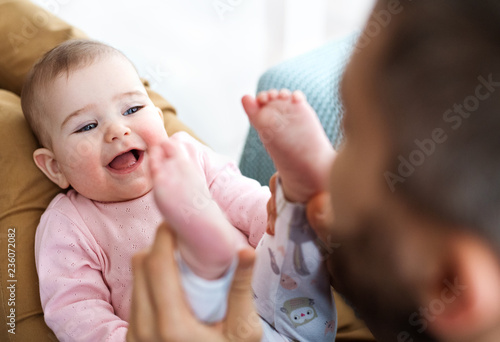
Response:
108,149,143,171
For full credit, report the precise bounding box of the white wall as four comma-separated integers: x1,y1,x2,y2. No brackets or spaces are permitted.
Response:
31,0,374,162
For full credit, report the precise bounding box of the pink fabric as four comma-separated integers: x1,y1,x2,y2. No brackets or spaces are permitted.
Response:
35,132,270,342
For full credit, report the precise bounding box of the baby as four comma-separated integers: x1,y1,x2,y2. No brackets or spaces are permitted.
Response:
22,39,336,342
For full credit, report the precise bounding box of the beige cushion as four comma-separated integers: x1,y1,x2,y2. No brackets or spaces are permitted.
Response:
0,89,58,341
0,0,87,96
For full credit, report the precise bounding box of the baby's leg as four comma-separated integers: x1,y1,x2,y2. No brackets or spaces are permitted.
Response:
242,89,336,203
149,139,238,280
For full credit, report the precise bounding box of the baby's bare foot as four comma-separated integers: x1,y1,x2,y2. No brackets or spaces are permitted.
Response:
242,89,335,203
149,138,237,279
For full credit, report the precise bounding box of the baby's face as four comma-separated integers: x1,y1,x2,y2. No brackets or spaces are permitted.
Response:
42,54,167,202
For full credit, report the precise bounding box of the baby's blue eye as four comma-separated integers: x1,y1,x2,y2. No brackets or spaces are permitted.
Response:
124,106,143,116
76,123,97,133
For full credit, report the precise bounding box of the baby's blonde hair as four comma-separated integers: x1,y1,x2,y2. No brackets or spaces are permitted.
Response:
21,39,125,148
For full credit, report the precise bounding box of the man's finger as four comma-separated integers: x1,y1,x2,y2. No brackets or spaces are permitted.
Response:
225,248,262,342
306,191,335,242
266,197,276,236
144,223,196,331
127,251,156,342
266,173,278,235
269,173,277,194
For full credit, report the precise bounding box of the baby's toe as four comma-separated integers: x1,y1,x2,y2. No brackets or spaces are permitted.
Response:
291,90,306,103
278,88,292,100
268,89,279,100
257,91,270,105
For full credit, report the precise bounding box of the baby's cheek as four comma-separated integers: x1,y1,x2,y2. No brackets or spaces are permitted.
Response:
63,139,100,169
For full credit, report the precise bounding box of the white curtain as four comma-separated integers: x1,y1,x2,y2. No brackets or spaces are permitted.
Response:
266,0,374,64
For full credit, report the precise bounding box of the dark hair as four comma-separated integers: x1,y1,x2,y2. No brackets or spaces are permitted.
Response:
376,0,500,247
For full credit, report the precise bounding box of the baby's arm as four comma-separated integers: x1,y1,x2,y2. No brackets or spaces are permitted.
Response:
35,209,128,342
242,89,336,203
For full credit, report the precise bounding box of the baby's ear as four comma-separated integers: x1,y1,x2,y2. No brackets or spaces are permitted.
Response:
33,148,70,189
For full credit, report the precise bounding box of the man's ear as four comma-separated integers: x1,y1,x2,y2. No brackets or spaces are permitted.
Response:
33,148,70,189
425,232,500,341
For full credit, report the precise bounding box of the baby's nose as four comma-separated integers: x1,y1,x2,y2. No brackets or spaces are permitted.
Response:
105,122,131,142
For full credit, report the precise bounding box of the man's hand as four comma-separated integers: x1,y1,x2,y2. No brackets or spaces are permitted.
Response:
305,191,335,243
266,173,334,241
265,174,278,236
127,222,262,342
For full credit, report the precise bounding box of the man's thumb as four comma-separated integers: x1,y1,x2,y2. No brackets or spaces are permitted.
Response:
225,248,262,341
306,191,335,242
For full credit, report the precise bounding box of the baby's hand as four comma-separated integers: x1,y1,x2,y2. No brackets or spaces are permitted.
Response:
149,138,211,227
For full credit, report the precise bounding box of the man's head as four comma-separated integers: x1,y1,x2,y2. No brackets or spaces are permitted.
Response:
328,1,500,341
21,40,167,202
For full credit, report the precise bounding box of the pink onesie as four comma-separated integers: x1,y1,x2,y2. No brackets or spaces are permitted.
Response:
35,132,270,341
